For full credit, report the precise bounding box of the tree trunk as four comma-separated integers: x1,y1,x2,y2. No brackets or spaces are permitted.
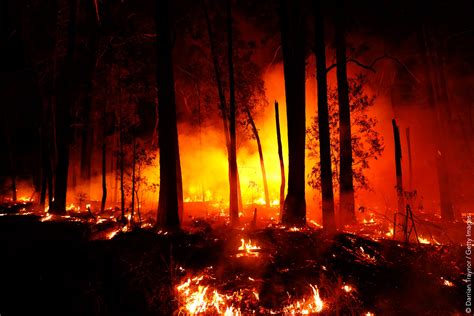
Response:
131,129,136,224
40,122,53,207
275,101,285,216
79,1,99,193
280,0,306,225
392,119,404,215
406,128,413,191
418,25,454,221
335,0,355,224
51,0,77,214
156,0,181,230
314,0,336,233
5,125,17,202
176,144,184,223
100,97,107,213
203,0,242,218
119,91,125,223
244,106,270,208
227,0,239,225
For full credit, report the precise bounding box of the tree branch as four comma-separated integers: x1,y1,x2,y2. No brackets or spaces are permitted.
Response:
326,54,421,84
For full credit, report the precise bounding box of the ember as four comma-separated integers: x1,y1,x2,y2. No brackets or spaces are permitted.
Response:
236,239,261,258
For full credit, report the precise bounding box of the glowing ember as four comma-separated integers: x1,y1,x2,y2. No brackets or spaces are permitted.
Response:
365,312,375,316
236,239,261,258
40,214,54,222
442,279,454,287
385,228,394,237
342,284,353,293
418,236,431,244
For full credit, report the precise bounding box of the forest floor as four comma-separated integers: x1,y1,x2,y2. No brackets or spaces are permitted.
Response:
0,201,466,315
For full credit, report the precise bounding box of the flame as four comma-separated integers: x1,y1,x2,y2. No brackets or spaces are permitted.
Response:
342,284,353,293
282,284,324,314
442,279,454,287
176,274,243,315
18,196,33,202
176,273,324,315
385,228,394,237
418,236,441,245
236,239,261,258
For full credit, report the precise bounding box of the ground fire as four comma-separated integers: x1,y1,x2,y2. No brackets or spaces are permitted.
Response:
0,0,472,315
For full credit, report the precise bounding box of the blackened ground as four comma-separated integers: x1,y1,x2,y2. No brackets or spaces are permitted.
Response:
0,214,465,315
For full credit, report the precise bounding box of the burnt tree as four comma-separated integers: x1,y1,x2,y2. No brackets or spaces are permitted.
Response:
314,0,336,233
418,24,455,221
51,0,77,214
280,0,306,225
156,0,182,229
334,0,355,224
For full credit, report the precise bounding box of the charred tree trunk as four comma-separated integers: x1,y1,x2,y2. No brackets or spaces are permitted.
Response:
156,0,182,230
406,128,413,191
100,92,107,213
227,0,239,225
119,93,125,223
5,125,17,202
79,0,100,194
392,119,404,215
244,106,270,208
40,123,53,207
280,0,306,225
275,101,285,216
51,0,77,214
314,0,336,233
335,0,355,224
176,144,184,223
131,129,136,224
418,25,454,221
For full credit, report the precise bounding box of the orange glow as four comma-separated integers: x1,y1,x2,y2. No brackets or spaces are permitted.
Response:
176,272,325,315
236,239,261,258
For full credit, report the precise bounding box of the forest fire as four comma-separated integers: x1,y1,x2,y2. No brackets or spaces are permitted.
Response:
0,0,471,314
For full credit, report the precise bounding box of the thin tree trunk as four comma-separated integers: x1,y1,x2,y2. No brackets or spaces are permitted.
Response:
5,126,17,202
392,119,404,214
51,0,77,214
227,0,239,225
100,95,107,213
280,0,306,225
40,124,53,207
335,0,355,224
203,0,243,216
176,144,184,223
275,101,285,216
156,0,181,230
406,128,413,191
119,94,125,223
314,0,336,233
131,129,136,224
244,106,270,208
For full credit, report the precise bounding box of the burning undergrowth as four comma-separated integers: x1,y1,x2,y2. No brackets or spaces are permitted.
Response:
0,206,465,315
